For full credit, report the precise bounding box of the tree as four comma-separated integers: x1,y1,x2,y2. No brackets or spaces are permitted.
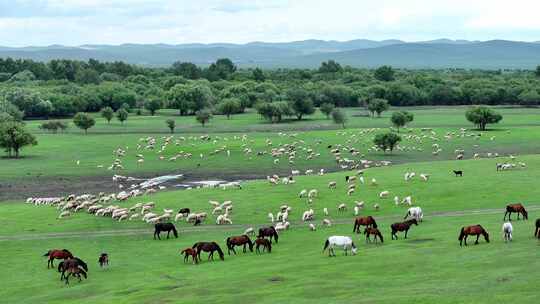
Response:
166,119,176,133
195,108,212,127
0,121,37,158
144,98,162,116
252,68,266,82
367,98,390,117
374,65,395,82
255,101,292,123
168,84,214,115
116,108,128,124
101,106,114,124
373,132,401,153
390,111,414,132
331,108,347,128
536,65,540,77
465,106,503,131
319,60,343,73
39,121,68,134
518,90,540,107
73,112,95,134
287,88,315,120
320,103,335,119
170,61,201,79
206,58,236,80
75,68,101,85
216,98,241,119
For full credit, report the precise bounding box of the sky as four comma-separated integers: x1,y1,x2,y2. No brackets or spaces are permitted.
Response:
0,0,539,46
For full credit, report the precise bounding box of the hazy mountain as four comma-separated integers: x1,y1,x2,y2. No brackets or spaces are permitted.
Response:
0,39,538,69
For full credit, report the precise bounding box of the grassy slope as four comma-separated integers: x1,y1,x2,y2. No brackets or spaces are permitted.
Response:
0,157,539,303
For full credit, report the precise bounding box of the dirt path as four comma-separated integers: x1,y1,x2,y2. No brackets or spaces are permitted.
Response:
2,206,539,242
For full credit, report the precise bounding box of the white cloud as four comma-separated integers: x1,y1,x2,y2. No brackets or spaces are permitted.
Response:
0,0,539,46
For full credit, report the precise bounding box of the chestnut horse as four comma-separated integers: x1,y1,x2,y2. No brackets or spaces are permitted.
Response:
391,219,418,240
192,242,225,261
43,249,73,268
535,218,540,238
459,225,490,246
255,238,272,253
58,257,88,281
364,227,384,243
226,235,253,255
154,223,178,240
180,248,199,264
98,253,109,268
503,203,528,221
353,216,378,233
258,226,279,244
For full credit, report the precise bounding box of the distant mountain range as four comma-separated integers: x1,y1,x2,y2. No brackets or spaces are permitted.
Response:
0,39,539,69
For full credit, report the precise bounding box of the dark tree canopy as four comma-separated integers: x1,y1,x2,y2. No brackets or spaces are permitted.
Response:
73,112,95,134
465,106,503,130
165,119,176,133
331,108,347,128
101,106,114,123
287,88,315,120
367,98,390,117
374,65,395,82
144,98,162,116
319,60,343,73
390,111,414,132
216,98,242,119
195,108,213,127
319,103,335,118
252,68,266,82
0,120,37,158
374,132,401,153
116,108,129,124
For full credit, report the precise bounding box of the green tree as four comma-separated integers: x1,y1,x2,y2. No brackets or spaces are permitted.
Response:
101,106,114,124
0,121,37,158
287,88,315,120
518,90,540,107
319,103,335,119
373,132,401,153
252,68,266,82
73,112,95,134
465,106,503,131
166,119,176,133
331,108,347,128
75,68,101,85
216,98,241,119
170,62,201,79
206,58,237,80
367,98,390,117
116,108,128,124
536,65,540,77
144,98,162,116
195,108,212,127
319,60,343,73
374,65,395,82
390,111,414,132
168,84,214,115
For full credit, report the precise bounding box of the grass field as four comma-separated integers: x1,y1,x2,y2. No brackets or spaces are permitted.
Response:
1,106,539,303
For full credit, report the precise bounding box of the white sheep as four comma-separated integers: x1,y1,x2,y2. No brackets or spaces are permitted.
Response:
347,188,355,196
309,223,316,231
353,206,359,216
379,191,390,198
328,181,337,189
268,213,275,223
244,227,255,236
299,189,308,198
338,203,347,212
58,211,71,219
322,219,332,227
308,189,318,198
394,196,400,205
323,207,329,216
420,174,429,181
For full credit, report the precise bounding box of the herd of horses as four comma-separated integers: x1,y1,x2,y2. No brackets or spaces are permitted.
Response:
44,202,539,284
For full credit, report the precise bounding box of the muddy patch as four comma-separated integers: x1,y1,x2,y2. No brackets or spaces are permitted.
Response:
496,277,511,283
268,276,285,282
407,238,435,244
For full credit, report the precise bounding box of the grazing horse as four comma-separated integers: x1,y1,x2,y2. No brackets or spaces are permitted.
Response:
59,258,88,283
364,227,384,243
226,235,254,255
58,257,88,281
502,222,513,242
178,208,190,216
180,248,199,264
459,225,490,246
503,203,528,221
154,223,178,240
98,253,109,268
258,226,279,244
323,236,357,257
192,242,225,261
391,219,418,240
255,238,272,254
453,170,463,177
535,219,540,238
353,216,377,233
43,249,73,268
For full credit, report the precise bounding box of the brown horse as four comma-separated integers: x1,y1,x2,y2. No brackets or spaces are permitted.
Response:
364,227,384,243
43,249,73,268
353,216,378,233
226,235,254,255
192,242,225,261
503,203,528,221
258,226,279,244
180,248,199,264
98,253,109,268
61,258,88,284
58,257,88,281
391,219,418,240
255,238,272,253
459,225,490,246
535,219,540,238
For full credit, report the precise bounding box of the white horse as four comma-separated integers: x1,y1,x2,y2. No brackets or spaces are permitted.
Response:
502,222,513,242
323,236,357,257
404,207,423,222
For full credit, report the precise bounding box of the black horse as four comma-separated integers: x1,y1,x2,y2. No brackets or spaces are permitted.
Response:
453,170,463,177
258,226,279,244
192,242,225,261
58,257,88,281
535,218,540,238
154,223,178,240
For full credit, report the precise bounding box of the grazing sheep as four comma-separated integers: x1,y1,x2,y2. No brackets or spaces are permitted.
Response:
322,219,332,227
212,206,223,215
174,213,184,222
129,213,140,221
373,203,380,211
268,213,275,223
308,189,318,198
328,181,337,189
347,188,355,196
353,206,359,216
394,196,400,205
379,191,390,198
338,203,347,212
244,227,255,236
309,223,316,231
323,207,329,216
209,200,220,207
58,211,71,219
302,209,315,221
370,178,378,186
420,174,429,181
299,189,308,198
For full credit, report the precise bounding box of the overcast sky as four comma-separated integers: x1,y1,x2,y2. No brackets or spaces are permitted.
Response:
0,0,539,46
